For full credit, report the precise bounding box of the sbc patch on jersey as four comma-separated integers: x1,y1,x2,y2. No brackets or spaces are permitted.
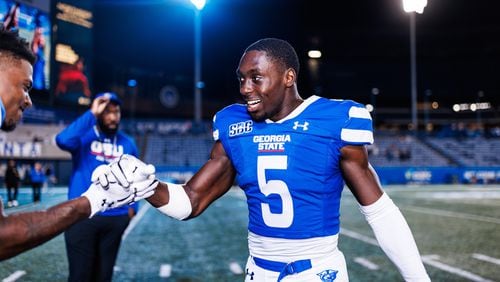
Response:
317,269,338,281
228,120,253,137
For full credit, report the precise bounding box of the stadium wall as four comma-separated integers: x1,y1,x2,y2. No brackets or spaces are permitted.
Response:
374,166,500,185
154,166,500,186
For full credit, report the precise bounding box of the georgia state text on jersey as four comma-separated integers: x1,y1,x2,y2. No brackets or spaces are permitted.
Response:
212,95,373,239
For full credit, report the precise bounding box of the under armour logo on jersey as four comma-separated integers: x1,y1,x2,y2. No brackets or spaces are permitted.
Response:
317,269,338,281
293,121,309,131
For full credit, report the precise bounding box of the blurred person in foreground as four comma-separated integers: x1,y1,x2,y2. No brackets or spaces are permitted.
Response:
0,27,157,262
102,38,430,281
4,159,21,207
56,92,141,282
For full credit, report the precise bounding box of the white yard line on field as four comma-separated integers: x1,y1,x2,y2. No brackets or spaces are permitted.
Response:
122,203,152,240
340,228,378,245
341,228,493,282
472,253,500,266
422,255,493,282
2,270,26,282
404,206,500,225
159,264,172,278
229,261,244,274
354,257,379,270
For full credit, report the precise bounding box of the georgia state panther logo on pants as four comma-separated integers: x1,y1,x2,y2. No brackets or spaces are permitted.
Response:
317,269,338,281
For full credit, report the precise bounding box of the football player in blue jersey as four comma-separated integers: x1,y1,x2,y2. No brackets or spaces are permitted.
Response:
0,27,158,261
101,38,430,281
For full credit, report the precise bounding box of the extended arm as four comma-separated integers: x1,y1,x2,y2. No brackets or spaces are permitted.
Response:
0,163,154,261
147,140,236,219
340,145,430,282
0,197,90,261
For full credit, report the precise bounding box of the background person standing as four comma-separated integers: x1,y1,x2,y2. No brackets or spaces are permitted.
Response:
29,161,46,203
55,92,139,282
4,159,21,207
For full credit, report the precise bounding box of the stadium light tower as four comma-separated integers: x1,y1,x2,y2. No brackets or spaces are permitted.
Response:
191,0,206,124
403,0,427,135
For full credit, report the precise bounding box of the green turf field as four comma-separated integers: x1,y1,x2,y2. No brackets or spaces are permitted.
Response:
1,185,499,281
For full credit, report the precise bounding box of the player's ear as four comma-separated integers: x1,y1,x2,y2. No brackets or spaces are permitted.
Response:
284,68,296,87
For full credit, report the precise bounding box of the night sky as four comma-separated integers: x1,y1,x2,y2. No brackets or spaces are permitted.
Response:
93,0,500,120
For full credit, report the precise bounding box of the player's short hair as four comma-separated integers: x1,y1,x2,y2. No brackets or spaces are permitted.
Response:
0,27,36,66
245,38,300,75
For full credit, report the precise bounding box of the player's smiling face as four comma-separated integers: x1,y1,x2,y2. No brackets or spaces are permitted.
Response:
237,50,288,122
0,58,33,132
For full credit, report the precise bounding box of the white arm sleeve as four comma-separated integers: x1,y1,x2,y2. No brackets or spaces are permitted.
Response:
359,193,430,282
156,183,192,220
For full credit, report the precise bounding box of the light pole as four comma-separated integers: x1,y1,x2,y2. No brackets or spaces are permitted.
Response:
476,90,484,126
191,0,206,124
424,89,432,134
402,0,427,135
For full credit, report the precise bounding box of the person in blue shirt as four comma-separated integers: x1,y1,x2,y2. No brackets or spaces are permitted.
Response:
0,27,157,262
102,38,430,281
30,161,46,203
56,92,140,282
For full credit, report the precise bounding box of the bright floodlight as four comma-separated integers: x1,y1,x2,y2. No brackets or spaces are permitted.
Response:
191,0,206,10
403,0,427,13
307,50,322,59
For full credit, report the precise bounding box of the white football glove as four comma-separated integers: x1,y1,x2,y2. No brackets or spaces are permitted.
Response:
118,155,159,203
107,154,156,187
93,154,158,200
82,165,135,218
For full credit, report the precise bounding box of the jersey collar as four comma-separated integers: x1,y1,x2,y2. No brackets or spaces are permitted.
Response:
265,95,320,124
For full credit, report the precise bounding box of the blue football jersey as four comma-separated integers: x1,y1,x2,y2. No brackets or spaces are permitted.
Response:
212,95,373,239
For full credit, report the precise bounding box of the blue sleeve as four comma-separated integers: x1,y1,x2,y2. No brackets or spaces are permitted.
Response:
131,141,139,157
130,202,139,213
55,110,96,151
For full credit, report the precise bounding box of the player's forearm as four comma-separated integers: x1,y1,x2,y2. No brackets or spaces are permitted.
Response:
0,197,90,261
146,181,192,220
147,181,170,208
147,165,234,219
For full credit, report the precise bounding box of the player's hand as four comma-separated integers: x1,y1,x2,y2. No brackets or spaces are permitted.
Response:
94,154,158,202
82,165,135,217
112,154,159,202
108,154,156,186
